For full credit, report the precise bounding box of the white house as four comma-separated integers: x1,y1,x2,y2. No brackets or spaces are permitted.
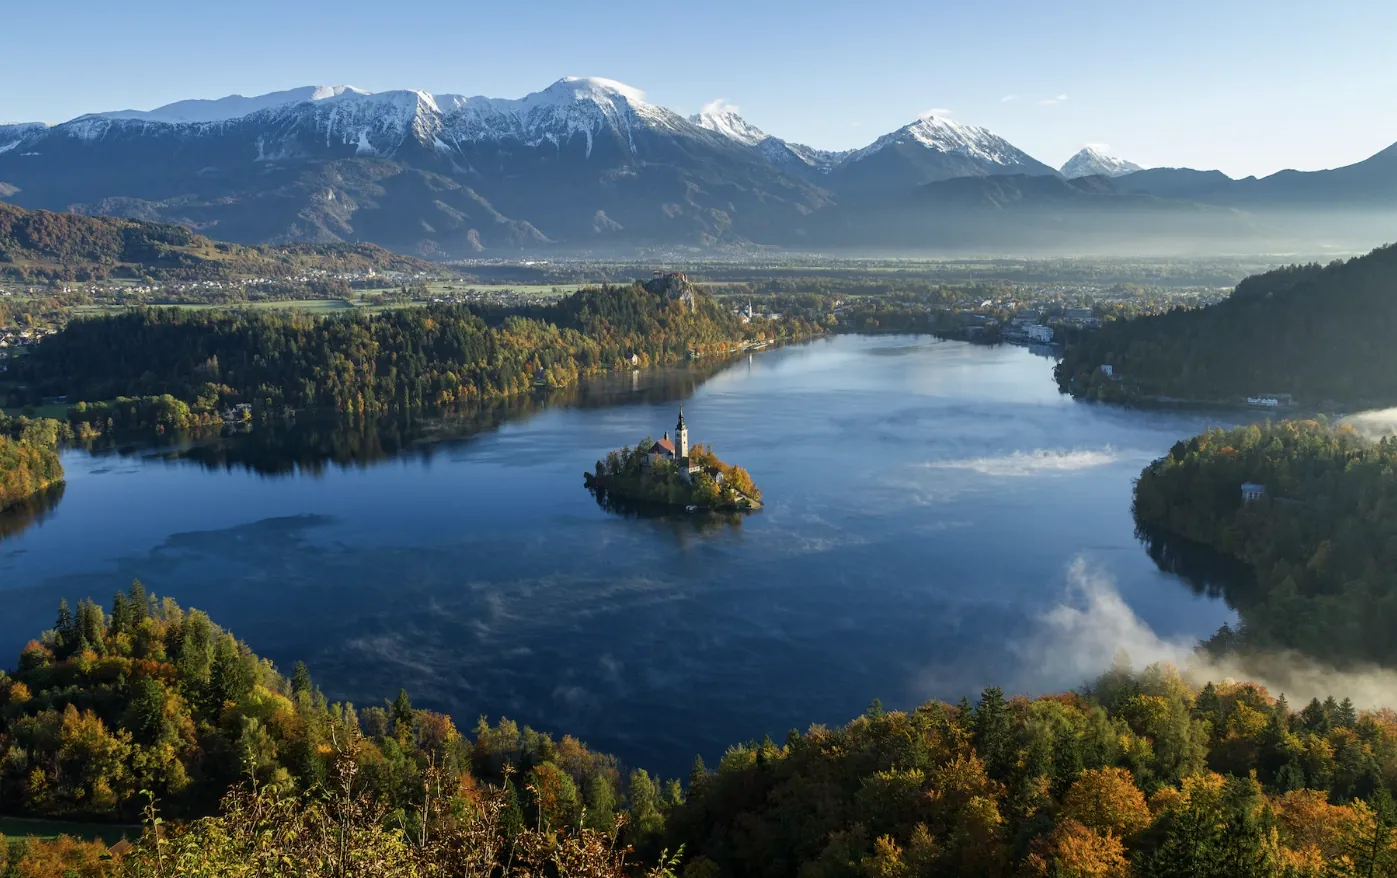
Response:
1241,482,1266,502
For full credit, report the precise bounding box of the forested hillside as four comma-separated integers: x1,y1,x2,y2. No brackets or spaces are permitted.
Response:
11,281,814,417
1056,242,1397,403
0,202,441,281
5,591,1397,876
0,414,63,513
1134,420,1397,665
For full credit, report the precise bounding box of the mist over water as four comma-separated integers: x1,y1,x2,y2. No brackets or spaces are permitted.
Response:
1023,557,1397,712
0,336,1265,774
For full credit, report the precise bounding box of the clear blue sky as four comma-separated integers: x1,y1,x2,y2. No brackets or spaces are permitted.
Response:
5,0,1394,177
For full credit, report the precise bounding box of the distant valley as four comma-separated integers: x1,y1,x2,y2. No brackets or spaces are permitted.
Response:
2,77,1395,257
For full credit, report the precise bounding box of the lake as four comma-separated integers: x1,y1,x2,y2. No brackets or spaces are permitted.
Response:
0,335,1244,777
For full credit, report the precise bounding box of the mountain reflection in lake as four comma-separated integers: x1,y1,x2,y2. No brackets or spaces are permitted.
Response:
1,336,1256,776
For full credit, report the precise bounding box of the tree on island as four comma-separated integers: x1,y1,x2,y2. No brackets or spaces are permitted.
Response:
586,439,760,510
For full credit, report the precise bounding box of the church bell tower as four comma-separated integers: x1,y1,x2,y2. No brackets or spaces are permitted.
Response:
676,407,689,460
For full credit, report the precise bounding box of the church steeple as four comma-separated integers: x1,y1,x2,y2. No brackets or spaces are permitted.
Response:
675,407,689,460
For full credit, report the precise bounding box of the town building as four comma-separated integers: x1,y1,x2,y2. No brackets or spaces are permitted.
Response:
1241,482,1267,502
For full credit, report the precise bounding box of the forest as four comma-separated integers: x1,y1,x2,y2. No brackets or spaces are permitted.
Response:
10,281,818,418
1056,242,1397,404
585,441,762,510
0,202,441,282
6,591,1397,875
1133,420,1397,666
0,414,64,514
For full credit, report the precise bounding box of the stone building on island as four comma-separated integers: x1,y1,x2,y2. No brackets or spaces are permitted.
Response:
642,408,720,483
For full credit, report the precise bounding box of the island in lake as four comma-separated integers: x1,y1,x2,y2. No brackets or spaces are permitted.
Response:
584,408,762,511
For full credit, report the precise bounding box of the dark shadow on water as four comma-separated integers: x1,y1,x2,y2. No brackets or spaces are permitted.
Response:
0,483,67,541
588,487,748,539
1135,520,1259,610
73,356,749,478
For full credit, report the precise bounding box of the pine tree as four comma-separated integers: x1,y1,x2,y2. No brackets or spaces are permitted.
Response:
76,599,106,656
973,686,1012,780
689,754,710,796
1337,697,1359,728
291,661,313,695
129,579,149,622
53,598,74,657
391,689,414,735
110,592,132,637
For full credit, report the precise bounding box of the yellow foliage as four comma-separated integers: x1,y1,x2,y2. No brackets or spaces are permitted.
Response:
1060,767,1151,837
8,680,31,704
1273,789,1362,868
1023,819,1130,878
861,835,906,878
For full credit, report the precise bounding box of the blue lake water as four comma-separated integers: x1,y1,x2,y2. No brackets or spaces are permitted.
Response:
0,335,1244,776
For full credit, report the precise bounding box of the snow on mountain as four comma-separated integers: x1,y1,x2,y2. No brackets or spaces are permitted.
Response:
52,78,688,161
0,122,51,154
1061,146,1143,178
848,114,1033,167
690,101,849,173
690,100,768,147
829,113,1058,191
26,82,1045,178
97,86,368,123
435,77,686,156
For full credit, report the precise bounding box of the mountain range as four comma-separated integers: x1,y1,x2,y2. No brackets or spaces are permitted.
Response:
1,78,1394,256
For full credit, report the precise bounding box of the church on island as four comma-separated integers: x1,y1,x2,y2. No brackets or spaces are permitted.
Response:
642,408,719,484
584,406,760,510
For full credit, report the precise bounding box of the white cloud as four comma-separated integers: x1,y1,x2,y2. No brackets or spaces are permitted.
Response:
920,107,954,118
1038,94,1069,106
1001,94,1019,103
700,97,738,117
1085,141,1112,152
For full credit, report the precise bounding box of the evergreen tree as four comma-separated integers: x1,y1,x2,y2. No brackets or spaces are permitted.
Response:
53,598,74,657
129,579,149,622
1337,697,1358,728
391,689,414,735
973,686,1012,780
291,661,313,696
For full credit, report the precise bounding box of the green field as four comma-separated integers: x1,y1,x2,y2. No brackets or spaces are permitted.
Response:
0,816,137,846
420,282,577,297
1,402,69,419
70,298,369,317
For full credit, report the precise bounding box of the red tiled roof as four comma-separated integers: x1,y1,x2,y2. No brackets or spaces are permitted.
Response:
651,439,676,454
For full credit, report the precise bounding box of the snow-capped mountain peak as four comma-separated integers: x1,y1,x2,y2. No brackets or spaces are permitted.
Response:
549,76,649,105
690,101,768,147
96,86,368,124
851,114,1024,166
1061,145,1143,178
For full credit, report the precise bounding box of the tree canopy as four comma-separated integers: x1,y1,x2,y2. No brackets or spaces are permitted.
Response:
1134,419,1397,666
1056,242,1397,404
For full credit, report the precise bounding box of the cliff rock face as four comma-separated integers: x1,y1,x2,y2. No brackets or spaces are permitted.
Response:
642,273,697,310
